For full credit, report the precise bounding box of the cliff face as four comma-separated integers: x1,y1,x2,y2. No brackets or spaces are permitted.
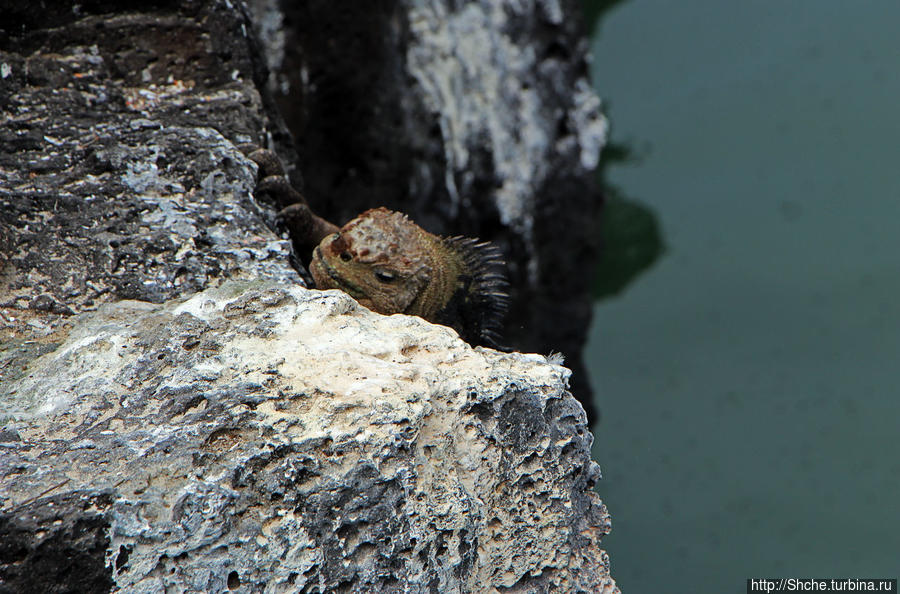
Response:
2,283,617,592
0,1,617,591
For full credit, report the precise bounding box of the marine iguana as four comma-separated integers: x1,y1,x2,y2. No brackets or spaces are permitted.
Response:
248,148,509,348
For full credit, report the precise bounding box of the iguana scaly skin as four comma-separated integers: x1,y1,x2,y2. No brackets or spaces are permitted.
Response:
310,207,508,348
246,148,509,347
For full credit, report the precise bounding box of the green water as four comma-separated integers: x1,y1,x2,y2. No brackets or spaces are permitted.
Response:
585,1,900,591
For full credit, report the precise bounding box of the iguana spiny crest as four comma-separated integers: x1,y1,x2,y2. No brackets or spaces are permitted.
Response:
245,148,510,348
310,207,508,348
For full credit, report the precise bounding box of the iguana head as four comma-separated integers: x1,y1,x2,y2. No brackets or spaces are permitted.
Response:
309,207,434,315
309,207,509,347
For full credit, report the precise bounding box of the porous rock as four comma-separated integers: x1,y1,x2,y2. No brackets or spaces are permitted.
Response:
1,282,618,593
0,0,300,341
0,0,300,389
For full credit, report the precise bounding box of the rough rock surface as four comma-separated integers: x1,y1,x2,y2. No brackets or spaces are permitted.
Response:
0,1,618,591
0,0,300,381
247,0,607,420
1,282,618,593
0,0,301,328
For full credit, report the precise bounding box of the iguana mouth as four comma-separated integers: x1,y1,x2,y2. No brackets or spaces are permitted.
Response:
312,247,367,300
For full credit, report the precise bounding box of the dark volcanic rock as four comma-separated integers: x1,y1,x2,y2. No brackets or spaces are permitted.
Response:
0,491,115,594
0,0,300,337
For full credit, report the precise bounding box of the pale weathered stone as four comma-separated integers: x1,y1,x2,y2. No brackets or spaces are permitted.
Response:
1,282,617,592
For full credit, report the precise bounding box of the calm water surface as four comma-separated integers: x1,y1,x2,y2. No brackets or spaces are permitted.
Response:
585,1,900,591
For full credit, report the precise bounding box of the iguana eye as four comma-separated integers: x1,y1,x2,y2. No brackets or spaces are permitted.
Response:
374,270,395,283
339,252,352,262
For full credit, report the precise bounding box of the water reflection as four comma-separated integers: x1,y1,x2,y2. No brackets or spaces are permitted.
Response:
592,141,664,300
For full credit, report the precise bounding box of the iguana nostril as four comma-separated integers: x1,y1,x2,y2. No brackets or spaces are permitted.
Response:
331,233,350,254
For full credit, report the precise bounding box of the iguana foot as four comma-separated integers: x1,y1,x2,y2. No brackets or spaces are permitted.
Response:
244,147,340,256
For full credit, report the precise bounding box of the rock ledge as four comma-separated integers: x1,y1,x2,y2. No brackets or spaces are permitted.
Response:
1,282,617,593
